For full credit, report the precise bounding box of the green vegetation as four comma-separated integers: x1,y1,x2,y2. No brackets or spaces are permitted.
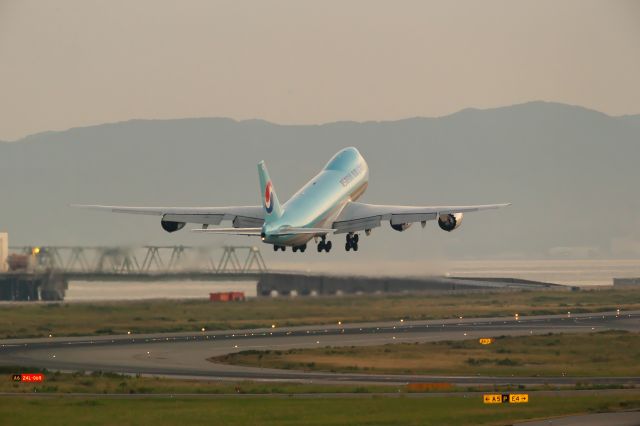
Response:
1,288,639,339
211,331,640,377
2,394,640,426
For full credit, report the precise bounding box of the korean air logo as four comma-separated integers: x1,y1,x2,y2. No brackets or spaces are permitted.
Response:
264,181,274,214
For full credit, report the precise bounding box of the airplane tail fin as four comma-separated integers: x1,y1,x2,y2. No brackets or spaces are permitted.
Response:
258,161,283,222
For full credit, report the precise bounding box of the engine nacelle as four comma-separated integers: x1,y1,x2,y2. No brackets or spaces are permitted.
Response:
438,213,463,232
161,219,186,233
390,222,413,232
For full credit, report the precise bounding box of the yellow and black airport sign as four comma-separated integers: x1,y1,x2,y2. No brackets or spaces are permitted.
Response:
479,338,494,345
483,394,529,404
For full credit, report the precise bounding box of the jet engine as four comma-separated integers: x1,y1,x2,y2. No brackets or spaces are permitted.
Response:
161,219,186,233
437,213,463,232
390,222,412,232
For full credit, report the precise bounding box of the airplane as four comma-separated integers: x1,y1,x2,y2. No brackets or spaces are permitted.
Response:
76,147,509,253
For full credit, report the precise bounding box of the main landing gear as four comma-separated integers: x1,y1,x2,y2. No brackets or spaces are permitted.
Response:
273,245,286,251
345,233,359,251
317,236,332,253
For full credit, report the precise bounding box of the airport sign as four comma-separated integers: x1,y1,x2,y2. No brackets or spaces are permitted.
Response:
484,394,529,404
11,373,44,383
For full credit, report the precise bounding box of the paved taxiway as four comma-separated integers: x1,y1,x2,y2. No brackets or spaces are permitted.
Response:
515,410,640,426
1,311,639,386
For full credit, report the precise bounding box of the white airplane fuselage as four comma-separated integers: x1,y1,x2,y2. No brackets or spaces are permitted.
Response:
262,147,368,246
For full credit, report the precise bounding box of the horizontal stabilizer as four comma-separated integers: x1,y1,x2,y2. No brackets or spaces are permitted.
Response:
191,226,335,236
269,227,335,236
191,227,262,236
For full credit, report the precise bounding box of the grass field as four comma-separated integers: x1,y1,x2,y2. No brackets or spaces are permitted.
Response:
1,288,639,339
211,330,640,377
1,394,639,426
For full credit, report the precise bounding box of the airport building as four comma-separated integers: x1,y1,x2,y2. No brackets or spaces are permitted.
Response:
614,278,640,287
0,232,7,273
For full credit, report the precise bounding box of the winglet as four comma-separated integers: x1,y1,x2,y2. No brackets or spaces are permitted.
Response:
258,161,283,222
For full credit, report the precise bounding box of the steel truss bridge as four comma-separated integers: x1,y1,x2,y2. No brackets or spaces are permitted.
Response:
9,245,268,281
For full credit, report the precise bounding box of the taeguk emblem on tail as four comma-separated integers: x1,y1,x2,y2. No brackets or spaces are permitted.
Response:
264,181,274,214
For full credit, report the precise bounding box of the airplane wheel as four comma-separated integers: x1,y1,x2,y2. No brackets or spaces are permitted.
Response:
345,243,350,251
273,245,278,252
317,241,325,252
325,241,332,252
292,246,298,252
353,243,358,251
300,244,307,253
353,234,359,243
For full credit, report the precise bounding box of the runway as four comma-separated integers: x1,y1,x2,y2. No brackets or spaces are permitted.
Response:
1,310,639,386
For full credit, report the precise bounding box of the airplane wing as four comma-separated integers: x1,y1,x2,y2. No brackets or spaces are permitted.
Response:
332,202,510,234
73,205,265,227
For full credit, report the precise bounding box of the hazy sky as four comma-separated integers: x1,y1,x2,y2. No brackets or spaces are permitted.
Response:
1,0,639,140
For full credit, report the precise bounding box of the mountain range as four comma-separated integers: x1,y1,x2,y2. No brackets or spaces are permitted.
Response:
1,101,639,264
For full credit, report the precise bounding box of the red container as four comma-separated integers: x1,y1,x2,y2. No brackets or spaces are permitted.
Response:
210,292,245,302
